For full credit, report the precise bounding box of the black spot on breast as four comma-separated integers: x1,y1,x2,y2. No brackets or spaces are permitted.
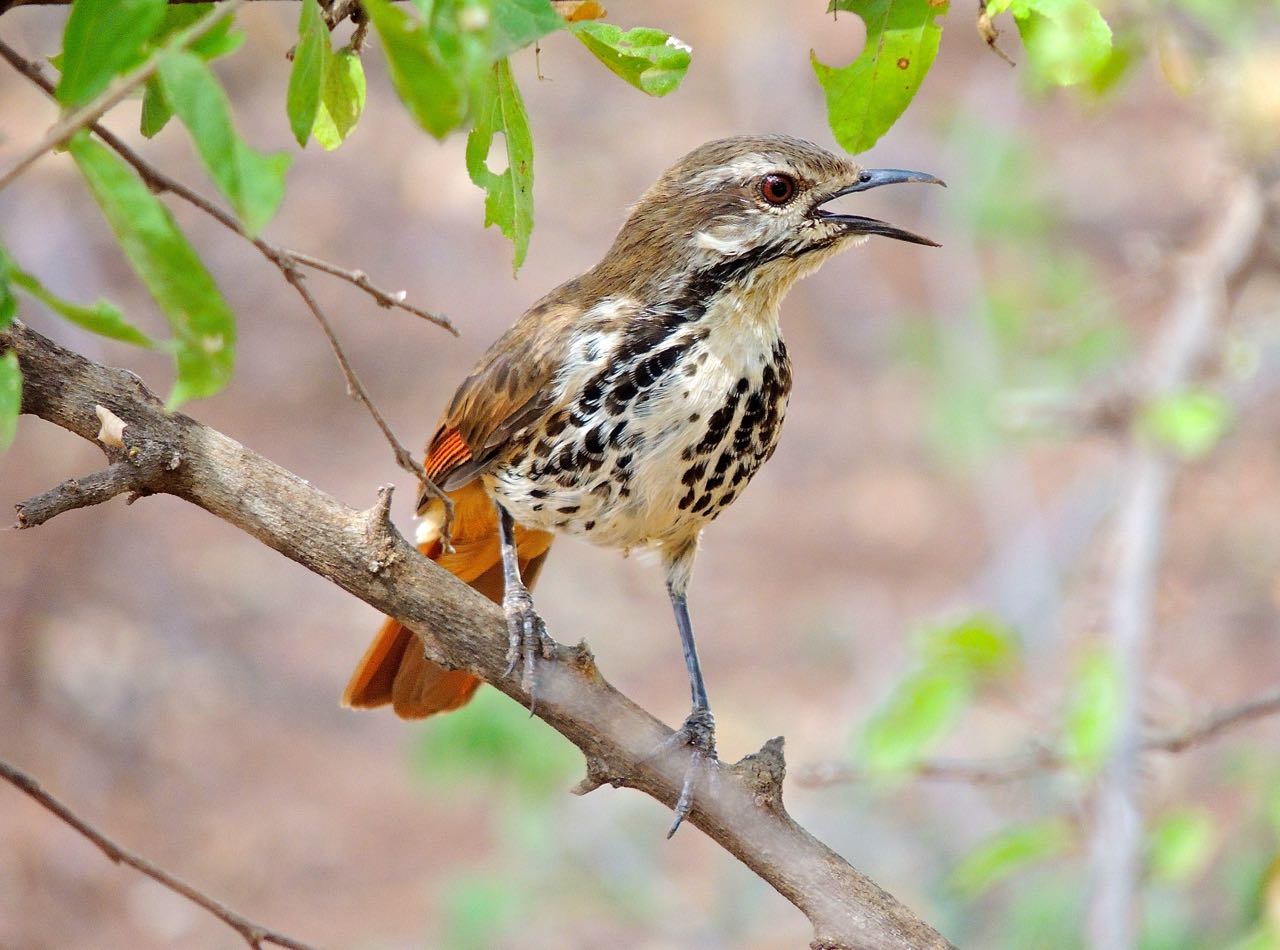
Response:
678,489,695,510
529,488,548,499
581,373,606,410
690,493,713,514
583,425,606,455
583,520,596,531
606,378,638,413
695,398,738,454
558,504,580,515
634,344,686,390
681,460,708,486
735,377,749,394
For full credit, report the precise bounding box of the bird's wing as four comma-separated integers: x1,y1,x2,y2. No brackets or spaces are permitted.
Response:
415,297,583,514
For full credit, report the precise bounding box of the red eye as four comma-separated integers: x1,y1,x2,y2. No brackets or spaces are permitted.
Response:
760,173,796,206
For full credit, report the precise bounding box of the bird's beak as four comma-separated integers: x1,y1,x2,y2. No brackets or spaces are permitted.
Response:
813,168,946,247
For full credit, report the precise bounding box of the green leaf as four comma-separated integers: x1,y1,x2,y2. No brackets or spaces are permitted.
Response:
0,351,19,452
140,78,173,138
570,22,691,96
466,58,535,272
68,132,236,407
812,0,949,155
1141,390,1233,459
1061,648,1122,773
288,0,328,147
491,0,564,58
138,7,243,140
1147,809,1215,885
365,0,485,139
919,613,1019,677
57,0,167,107
858,666,973,774
986,0,1112,87
949,820,1072,896
157,51,291,236
312,48,366,150
5,260,153,347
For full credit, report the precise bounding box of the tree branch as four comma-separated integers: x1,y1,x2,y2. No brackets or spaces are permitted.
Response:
2,319,954,950
0,757,318,950
794,685,1280,789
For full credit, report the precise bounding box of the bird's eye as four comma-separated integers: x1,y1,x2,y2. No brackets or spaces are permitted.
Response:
760,173,796,206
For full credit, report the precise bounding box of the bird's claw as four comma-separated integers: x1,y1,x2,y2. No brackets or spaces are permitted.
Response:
652,706,718,837
502,585,556,713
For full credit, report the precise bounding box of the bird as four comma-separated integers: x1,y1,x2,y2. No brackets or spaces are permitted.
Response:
342,134,942,832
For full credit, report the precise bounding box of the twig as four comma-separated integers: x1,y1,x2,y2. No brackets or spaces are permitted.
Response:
4,319,955,950
278,261,456,530
794,685,1280,788
1088,176,1266,950
0,757,319,950
0,0,245,190
15,462,149,527
0,38,456,541
283,250,450,327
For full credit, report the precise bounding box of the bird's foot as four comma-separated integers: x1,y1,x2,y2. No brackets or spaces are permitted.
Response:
651,706,718,838
502,584,557,711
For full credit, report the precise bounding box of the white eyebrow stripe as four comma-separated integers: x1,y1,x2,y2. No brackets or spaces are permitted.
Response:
688,155,793,193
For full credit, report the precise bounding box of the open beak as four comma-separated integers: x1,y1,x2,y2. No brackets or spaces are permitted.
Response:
814,168,946,247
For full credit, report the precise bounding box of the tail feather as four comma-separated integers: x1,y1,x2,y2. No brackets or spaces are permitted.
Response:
342,481,552,719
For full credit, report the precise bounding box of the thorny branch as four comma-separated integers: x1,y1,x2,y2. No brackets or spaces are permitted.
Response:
0,37,457,540
795,685,1280,788
2,319,955,950
0,758,318,950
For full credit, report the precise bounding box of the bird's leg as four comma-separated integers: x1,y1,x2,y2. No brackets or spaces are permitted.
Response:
496,503,555,703
651,558,719,837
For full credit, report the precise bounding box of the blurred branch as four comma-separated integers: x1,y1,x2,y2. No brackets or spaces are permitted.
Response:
1089,174,1267,950
795,684,1280,788
2,319,955,950
0,0,245,190
0,757,318,950
0,37,457,541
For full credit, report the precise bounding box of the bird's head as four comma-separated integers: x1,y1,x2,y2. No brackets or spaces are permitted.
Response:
590,134,943,309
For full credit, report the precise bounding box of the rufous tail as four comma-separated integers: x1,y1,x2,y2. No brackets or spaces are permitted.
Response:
341,481,552,719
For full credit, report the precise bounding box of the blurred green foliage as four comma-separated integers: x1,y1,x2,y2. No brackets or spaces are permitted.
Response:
897,121,1128,467
949,819,1071,897
857,613,1020,775
1142,391,1234,459
1060,648,1122,774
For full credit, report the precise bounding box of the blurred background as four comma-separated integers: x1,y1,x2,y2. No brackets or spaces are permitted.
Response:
3,1,1280,947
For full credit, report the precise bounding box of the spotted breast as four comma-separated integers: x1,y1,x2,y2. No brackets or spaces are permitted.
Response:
484,293,793,558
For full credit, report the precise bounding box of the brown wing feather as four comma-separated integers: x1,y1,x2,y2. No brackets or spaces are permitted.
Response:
416,295,585,511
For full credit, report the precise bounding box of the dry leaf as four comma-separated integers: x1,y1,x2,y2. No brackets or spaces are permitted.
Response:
551,1,606,23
